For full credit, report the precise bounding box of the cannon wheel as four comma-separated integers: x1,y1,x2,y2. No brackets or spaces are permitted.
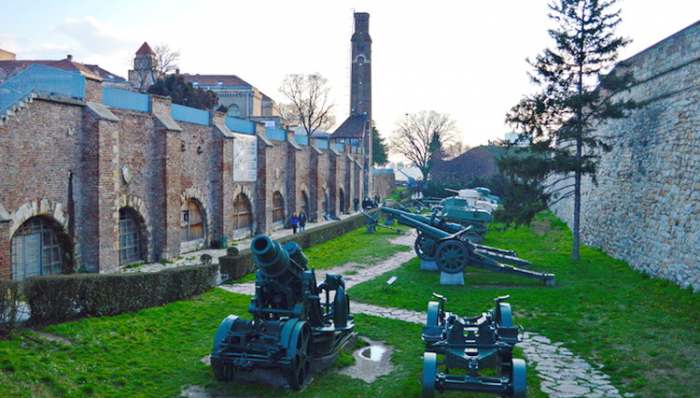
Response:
286,322,312,390
435,240,469,274
211,315,239,382
497,302,513,328
211,359,236,382
422,352,438,398
426,301,441,328
414,234,437,261
511,358,527,398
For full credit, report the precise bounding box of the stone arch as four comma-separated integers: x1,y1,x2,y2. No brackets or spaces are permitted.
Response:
321,185,330,220
11,214,73,280
232,192,254,239
272,191,285,228
116,194,151,263
118,207,148,265
299,184,310,219
9,198,69,240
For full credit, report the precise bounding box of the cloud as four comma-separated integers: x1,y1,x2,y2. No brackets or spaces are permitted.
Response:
54,16,130,56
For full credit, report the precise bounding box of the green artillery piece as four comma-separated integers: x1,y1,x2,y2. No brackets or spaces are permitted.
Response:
362,210,402,234
381,207,555,286
421,294,526,398
210,235,356,389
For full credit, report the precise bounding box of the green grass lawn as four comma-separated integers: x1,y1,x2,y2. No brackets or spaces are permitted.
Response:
235,226,411,283
0,288,542,398
349,212,700,397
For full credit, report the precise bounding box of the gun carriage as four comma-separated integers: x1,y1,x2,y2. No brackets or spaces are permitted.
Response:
421,294,526,398
380,207,555,285
210,235,355,389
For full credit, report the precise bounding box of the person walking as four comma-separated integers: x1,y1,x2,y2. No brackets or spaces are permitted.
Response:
290,213,299,234
299,211,307,232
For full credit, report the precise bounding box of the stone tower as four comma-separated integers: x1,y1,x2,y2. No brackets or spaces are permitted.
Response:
128,42,158,91
350,12,373,196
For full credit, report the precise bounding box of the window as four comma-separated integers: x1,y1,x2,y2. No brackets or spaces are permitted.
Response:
227,104,241,118
11,217,67,280
119,208,144,265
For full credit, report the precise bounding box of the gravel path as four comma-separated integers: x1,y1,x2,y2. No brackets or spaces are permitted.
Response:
217,230,626,398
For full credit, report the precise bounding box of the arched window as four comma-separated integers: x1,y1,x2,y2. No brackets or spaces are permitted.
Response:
11,216,69,280
227,104,241,118
339,188,346,214
233,193,253,238
272,191,285,226
181,199,206,242
119,207,145,265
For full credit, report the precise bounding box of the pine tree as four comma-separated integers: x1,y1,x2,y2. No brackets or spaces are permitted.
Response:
499,0,636,260
371,126,389,166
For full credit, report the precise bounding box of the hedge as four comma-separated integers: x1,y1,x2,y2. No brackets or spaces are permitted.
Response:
25,263,218,325
0,280,21,337
219,210,374,281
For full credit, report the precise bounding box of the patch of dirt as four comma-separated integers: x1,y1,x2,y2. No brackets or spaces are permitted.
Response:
338,337,394,383
531,219,552,236
32,331,72,345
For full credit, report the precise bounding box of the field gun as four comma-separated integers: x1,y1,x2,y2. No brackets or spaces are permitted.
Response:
210,235,355,389
380,207,555,285
421,294,526,398
362,210,402,234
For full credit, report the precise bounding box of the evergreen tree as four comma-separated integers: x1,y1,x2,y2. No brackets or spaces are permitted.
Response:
371,126,389,165
499,0,635,260
148,74,219,110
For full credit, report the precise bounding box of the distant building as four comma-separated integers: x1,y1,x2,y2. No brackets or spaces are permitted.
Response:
127,42,159,91
0,51,126,86
181,73,279,119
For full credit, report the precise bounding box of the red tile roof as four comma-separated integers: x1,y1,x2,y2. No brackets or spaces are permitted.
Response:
0,57,125,82
135,42,155,55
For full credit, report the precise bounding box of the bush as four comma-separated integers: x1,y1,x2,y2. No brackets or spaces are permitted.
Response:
25,264,218,325
0,280,21,337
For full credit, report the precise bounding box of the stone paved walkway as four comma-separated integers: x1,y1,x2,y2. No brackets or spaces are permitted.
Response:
218,229,626,398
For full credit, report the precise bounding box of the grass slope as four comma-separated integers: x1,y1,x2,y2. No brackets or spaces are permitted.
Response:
349,212,700,397
0,289,542,397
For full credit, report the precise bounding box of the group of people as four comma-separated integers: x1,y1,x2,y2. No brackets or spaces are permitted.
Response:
289,211,307,234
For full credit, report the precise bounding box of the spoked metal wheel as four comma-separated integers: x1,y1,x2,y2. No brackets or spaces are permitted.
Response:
415,234,437,261
510,358,527,398
286,322,312,390
435,240,469,274
211,358,236,382
422,352,438,398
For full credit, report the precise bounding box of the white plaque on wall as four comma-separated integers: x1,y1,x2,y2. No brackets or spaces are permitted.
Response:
233,133,258,182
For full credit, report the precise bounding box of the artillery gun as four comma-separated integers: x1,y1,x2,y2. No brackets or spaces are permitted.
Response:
421,294,526,398
362,210,402,234
210,235,355,389
381,207,555,286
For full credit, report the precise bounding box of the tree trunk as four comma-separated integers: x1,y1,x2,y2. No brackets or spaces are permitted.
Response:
572,157,581,261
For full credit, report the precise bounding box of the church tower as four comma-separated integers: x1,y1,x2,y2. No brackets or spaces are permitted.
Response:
128,42,158,91
350,12,372,197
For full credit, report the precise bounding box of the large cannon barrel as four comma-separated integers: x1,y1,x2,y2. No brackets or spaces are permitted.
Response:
380,207,453,241
250,235,306,279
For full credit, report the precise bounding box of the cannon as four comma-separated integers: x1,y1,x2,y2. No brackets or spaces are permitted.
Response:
210,235,355,389
381,207,555,285
421,294,526,398
394,205,487,244
362,210,402,234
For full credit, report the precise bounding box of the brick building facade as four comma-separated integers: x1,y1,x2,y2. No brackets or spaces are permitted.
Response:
0,77,364,280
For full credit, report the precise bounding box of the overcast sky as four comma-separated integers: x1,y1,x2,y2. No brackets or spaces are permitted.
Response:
1,0,698,152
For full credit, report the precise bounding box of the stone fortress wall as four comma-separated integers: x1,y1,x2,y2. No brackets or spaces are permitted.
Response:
550,21,700,291
0,78,365,279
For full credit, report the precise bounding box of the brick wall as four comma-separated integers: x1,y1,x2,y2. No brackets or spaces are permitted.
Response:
549,21,700,291
0,84,359,279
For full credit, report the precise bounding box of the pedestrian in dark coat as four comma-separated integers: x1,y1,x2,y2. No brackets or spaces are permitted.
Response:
291,213,299,234
299,212,307,232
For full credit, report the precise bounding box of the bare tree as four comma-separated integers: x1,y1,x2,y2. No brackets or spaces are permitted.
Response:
391,111,458,181
443,141,469,159
279,74,335,137
279,102,336,132
153,44,180,75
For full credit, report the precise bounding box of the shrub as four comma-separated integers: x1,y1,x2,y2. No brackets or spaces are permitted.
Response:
25,264,218,325
0,280,21,337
